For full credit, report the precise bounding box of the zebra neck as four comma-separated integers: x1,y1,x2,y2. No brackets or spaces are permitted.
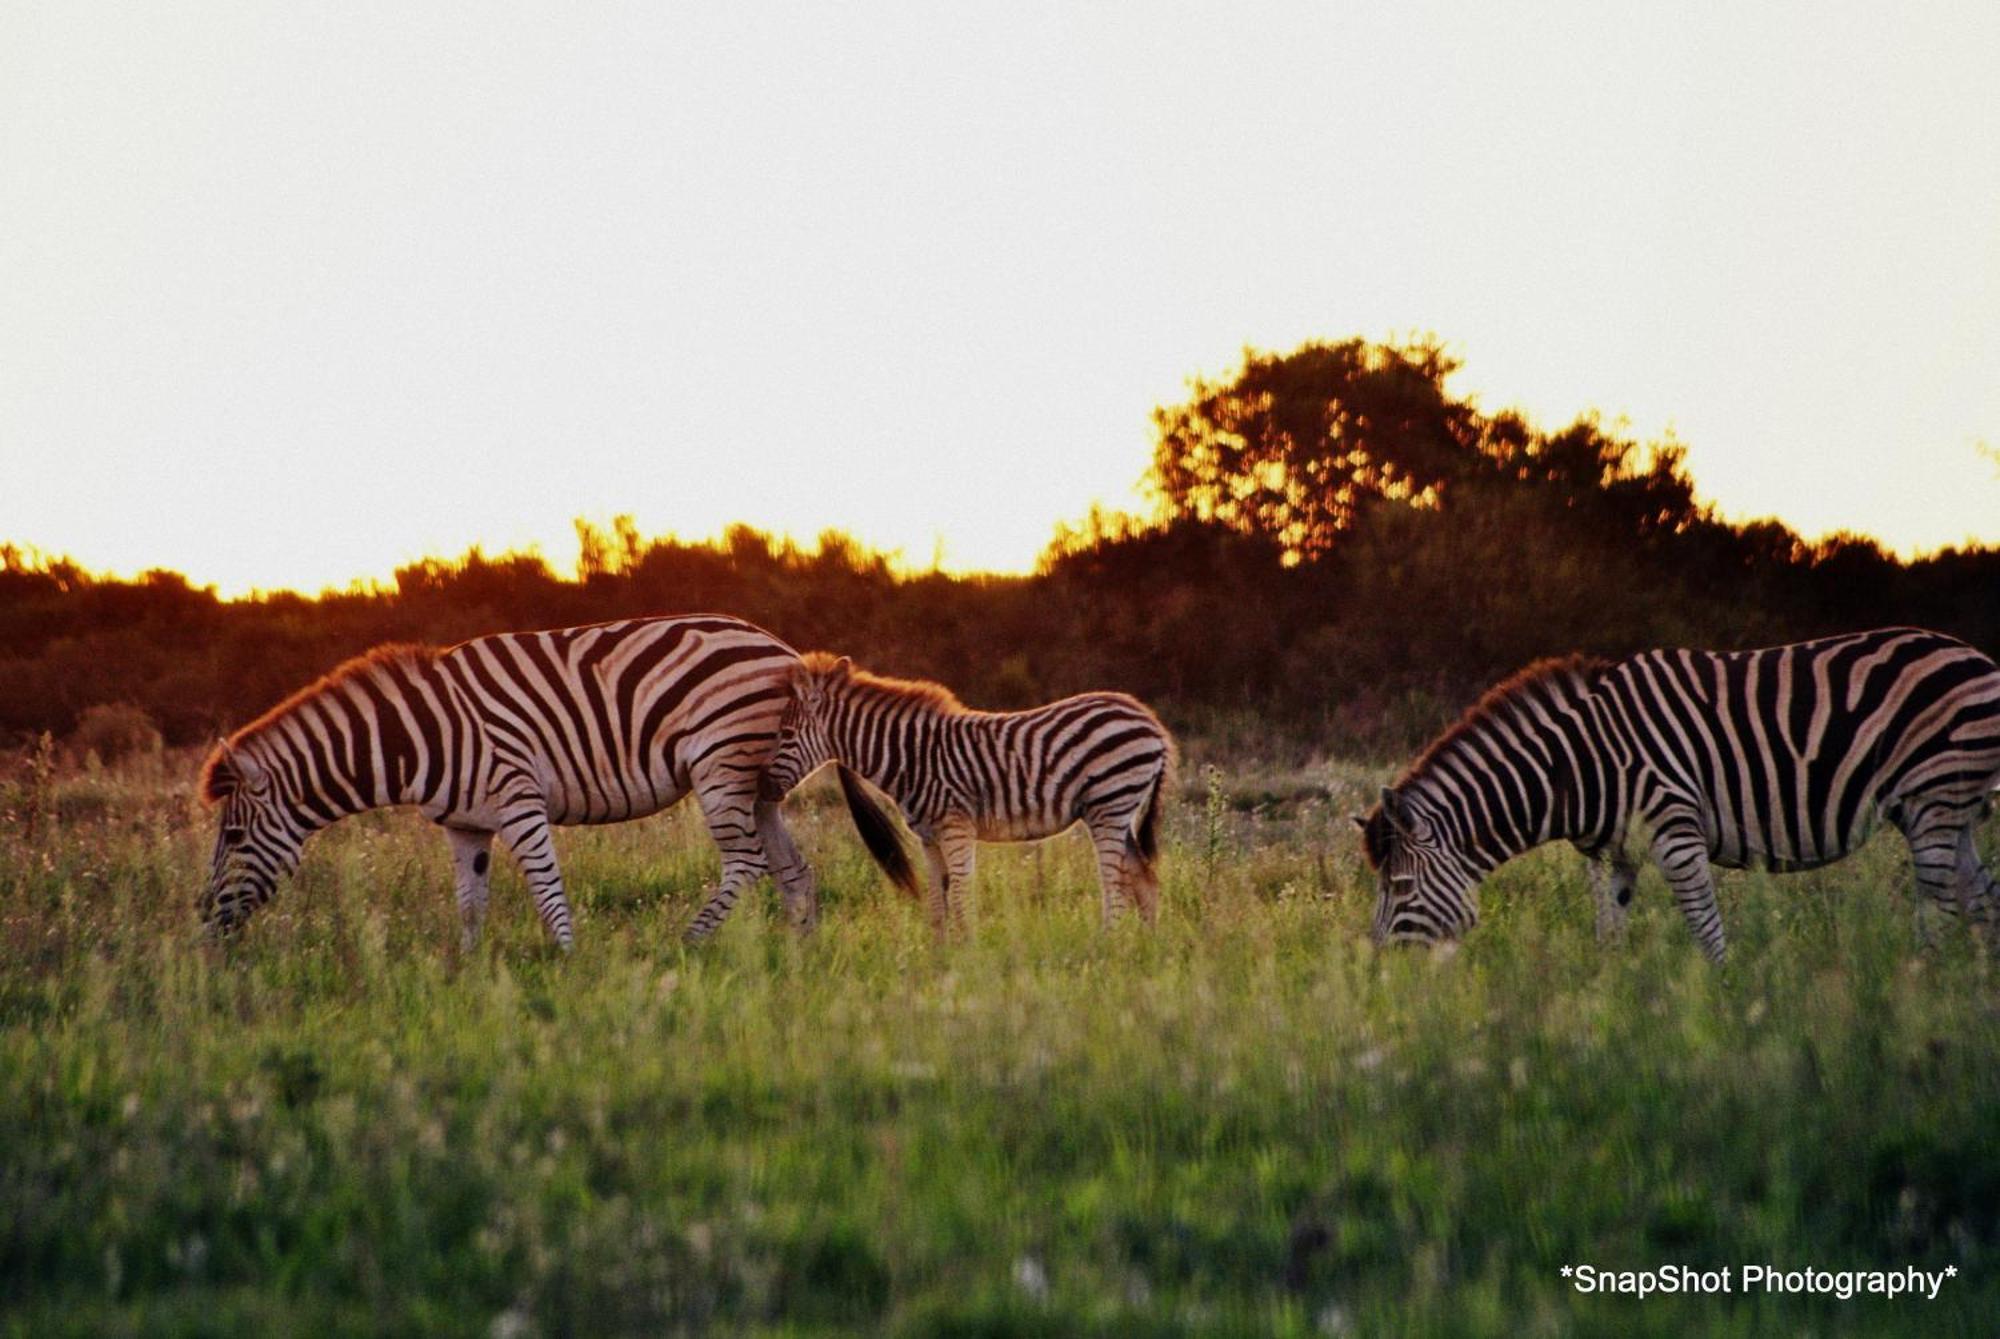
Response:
1419,785,1544,875
830,698,944,809
1412,743,1593,873
270,725,420,826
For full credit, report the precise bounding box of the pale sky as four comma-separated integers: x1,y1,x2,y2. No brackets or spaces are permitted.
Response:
4,2,1997,595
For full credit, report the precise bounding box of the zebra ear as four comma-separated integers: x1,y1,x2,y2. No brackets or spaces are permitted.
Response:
223,741,267,789
1379,786,1413,837
201,738,241,803
244,750,266,781
1350,812,1369,831
830,655,854,681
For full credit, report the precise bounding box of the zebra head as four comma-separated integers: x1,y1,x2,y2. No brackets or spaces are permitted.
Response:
1356,784,1479,947
759,654,852,801
198,739,308,938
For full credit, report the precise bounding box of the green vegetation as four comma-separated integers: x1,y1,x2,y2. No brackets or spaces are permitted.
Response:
4,753,1996,1336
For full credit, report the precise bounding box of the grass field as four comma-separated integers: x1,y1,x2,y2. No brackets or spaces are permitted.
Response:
3,751,1998,1336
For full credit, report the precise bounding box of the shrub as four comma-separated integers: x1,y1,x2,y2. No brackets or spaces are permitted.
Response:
70,702,163,765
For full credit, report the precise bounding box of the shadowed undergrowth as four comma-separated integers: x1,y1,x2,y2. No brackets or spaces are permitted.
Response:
2,758,1996,1336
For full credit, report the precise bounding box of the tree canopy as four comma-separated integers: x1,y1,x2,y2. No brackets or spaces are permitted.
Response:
1149,337,1703,560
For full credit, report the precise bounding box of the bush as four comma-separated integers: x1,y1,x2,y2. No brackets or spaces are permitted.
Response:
70,702,163,765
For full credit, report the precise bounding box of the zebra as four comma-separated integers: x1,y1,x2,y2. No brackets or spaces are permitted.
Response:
199,614,907,949
1357,627,2000,961
757,653,1177,934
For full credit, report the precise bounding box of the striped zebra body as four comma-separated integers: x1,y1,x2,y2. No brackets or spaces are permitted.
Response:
200,614,871,948
759,653,1177,934
1360,627,2000,960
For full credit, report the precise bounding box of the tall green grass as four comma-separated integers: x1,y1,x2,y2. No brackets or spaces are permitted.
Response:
2,757,1996,1336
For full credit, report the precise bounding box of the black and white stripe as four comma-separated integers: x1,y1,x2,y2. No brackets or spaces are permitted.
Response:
1359,627,2000,960
200,614,892,948
759,653,1177,934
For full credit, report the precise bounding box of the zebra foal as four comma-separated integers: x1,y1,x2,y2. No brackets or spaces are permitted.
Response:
199,614,901,949
758,653,1177,935
1359,627,2000,960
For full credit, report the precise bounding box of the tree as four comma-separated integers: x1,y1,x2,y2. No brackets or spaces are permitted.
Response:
1149,337,1482,561
1473,414,1703,543
1149,338,1710,568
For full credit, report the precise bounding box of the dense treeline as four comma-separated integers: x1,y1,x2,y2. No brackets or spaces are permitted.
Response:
5,337,1996,757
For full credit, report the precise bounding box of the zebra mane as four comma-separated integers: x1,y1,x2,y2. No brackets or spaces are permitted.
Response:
800,650,966,714
199,642,439,803
1397,653,1611,787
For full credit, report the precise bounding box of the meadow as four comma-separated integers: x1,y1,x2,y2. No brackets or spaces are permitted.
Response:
2,748,1997,1337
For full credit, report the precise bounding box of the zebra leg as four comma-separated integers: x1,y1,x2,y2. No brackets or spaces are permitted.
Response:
683,773,773,944
939,825,976,937
1129,855,1161,926
1891,800,1986,925
1955,821,2000,942
1115,811,1163,926
1086,815,1134,926
1647,815,1726,962
755,799,819,932
920,838,952,938
496,801,576,951
444,825,496,951
1952,823,2000,951
917,818,975,940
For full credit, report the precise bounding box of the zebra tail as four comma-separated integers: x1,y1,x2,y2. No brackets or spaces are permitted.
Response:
836,763,922,899
1130,756,1173,865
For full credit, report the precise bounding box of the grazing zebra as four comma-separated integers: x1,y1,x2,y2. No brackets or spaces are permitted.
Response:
1358,627,2000,961
199,614,905,949
758,653,1177,934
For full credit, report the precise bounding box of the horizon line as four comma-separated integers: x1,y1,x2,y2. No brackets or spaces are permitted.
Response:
7,503,1999,606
